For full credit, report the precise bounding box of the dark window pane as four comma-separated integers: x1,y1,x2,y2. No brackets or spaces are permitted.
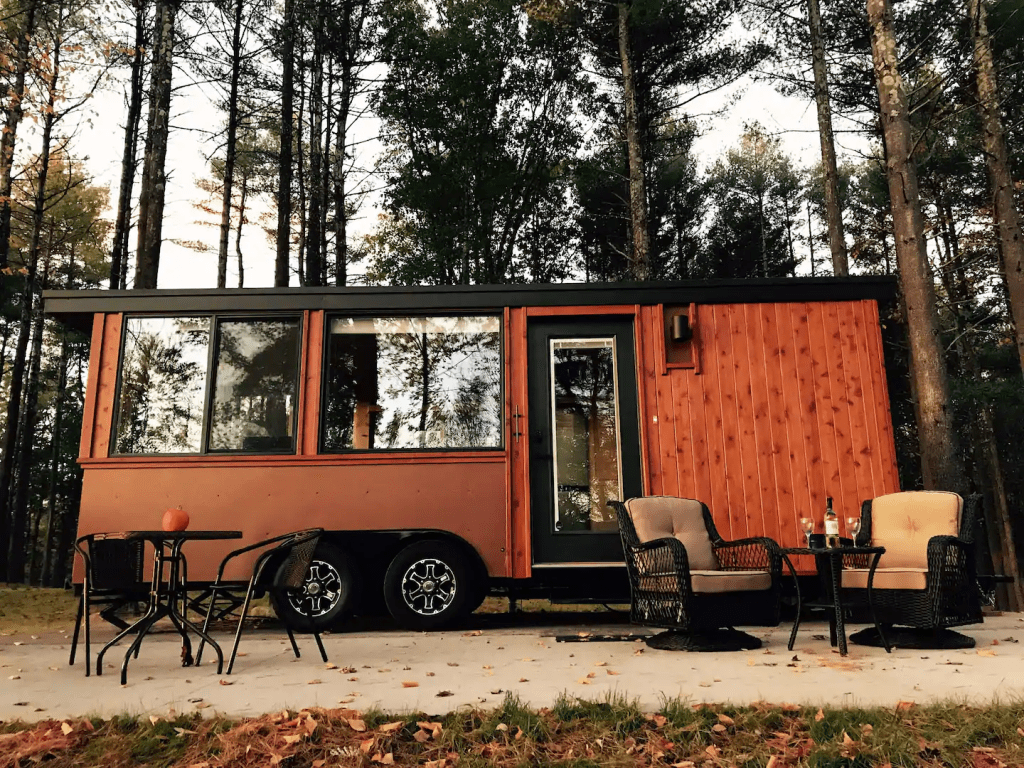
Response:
114,317,211,454
208,319,301,452
322,316,501,451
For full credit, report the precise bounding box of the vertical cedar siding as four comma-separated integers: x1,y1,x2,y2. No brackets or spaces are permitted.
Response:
640,300,898,553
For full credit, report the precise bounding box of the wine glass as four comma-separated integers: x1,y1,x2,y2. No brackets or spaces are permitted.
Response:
846,516,862,544
799,517,814,548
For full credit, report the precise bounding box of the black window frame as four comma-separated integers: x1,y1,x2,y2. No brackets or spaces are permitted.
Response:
318,312,506,454
110,312,304,457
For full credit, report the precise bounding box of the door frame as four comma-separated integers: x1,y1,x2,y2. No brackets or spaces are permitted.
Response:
525,316,643,565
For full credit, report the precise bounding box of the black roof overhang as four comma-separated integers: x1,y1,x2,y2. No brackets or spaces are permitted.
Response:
43,276,898,332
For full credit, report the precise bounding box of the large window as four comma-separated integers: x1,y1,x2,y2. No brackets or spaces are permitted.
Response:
322,316,502,451
113,316,301,455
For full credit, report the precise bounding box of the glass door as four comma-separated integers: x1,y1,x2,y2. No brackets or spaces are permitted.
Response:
527,319,641,564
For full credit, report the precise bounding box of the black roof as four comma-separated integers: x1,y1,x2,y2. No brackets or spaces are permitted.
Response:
43,276,898,331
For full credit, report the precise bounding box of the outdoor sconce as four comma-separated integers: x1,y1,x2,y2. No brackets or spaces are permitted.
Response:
671,313,692,343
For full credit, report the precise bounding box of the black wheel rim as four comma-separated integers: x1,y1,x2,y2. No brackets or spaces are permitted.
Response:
400,557,457,616
288,559,343,617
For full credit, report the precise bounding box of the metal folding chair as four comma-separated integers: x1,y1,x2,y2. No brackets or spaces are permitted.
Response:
196,528,328,674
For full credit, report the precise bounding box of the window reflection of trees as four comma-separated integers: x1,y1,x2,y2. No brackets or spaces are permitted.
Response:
208,320,301,452
322,317,501,451
552,342,621,533
114,317,210,454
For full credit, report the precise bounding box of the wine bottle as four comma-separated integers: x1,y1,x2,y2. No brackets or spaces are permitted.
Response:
824,496,839,549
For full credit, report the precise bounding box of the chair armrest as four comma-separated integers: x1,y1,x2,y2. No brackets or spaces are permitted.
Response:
927,535,975,582
714,537,781,572
213,529,324,583
627,537,692,594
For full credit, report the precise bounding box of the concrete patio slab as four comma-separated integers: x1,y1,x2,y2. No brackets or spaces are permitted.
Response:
2,615,1022,723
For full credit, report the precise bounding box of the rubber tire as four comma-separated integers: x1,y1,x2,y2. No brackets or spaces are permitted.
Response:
271,541,356,633
383,540,472,631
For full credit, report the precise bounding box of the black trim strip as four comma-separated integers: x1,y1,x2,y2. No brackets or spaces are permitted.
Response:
43,277,898,328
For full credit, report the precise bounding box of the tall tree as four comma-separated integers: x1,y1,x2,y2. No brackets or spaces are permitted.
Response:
133,0,180,289
0,0,39,271
275,0,295,287
867,0,966,492
806,0,848,275
108,0,148,290
968,0,1024,379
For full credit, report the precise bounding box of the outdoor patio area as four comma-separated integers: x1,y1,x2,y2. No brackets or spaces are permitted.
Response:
3,613,1022,723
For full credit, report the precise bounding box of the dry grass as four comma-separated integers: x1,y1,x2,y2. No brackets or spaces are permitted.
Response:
0,584,79,636
2,695,1023,767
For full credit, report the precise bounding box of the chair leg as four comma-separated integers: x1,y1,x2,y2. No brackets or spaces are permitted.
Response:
195,585,220,667
305,594,327,663
83,582,91,677
69,593,84,668
226,578,257,675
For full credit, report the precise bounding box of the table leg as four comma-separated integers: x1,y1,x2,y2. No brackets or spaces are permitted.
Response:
782,554,802,651
119,608,164,685
97,597,159,676
867,552,891,653
829,554,848,656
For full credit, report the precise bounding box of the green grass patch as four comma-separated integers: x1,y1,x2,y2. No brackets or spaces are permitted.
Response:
6,699,1017,768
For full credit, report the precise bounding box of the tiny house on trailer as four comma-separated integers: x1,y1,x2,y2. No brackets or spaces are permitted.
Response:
43,277,901,631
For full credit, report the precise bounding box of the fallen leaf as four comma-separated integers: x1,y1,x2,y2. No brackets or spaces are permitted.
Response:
379,721,404,733
307,679,322,685
149,716,160,726
586,672,596,679
8,675,20,680
463,630,482,637
712,724,727,733
218,679,233,686
325,663,338,669
766,757,778,768
447,662,459,667
346,718,367,732
427,672,435,677
842,731,854,746
977,649,997,657
12,702,27,706
371,752,394,764
577,677,591,685
401,681,419,688
283,734,302,745
594,661,607,666
195,703,211,710
896,701,915,712
436,691,454,697
413,730,430,743
360,739,374,753
815,708,825,722
862,724,874,736
61,722,73,736
718,714,735,726
607,669,620,676
490,689,504,695
482,665,492,670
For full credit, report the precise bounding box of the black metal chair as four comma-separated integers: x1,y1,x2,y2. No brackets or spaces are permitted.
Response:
611,496,783,651
69,533,148,676
196,528,328,674
843,491,984,649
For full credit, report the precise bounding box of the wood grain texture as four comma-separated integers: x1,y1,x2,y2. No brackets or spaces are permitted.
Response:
79,314,106,460
92,313,123,459
637,301,899,566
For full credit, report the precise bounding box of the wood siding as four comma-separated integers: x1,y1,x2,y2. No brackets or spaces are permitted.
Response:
638,300,899,557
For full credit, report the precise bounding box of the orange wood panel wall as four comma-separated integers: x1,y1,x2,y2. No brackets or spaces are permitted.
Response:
638,300,899,551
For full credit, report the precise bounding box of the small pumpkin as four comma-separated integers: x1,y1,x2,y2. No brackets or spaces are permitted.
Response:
161,506,190,532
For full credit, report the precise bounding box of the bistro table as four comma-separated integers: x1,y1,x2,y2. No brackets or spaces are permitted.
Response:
95,530,242,684
780,544,890,656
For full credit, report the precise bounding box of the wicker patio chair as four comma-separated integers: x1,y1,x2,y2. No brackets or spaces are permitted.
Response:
842,491,983,649
195,528,328,674
611,496,783,651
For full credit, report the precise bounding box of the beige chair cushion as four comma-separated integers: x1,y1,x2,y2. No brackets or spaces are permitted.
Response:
842,567,928,591
690,570,772,593
626,497,719,570
869,491,961,569
639,571,772,594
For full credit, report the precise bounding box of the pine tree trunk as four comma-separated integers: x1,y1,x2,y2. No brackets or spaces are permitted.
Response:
617,2,650,281
217,0,245,289
305,5,325,287
969,0,1024,378
807,0,849,276
296,60,307,286
134,0,179,289
40,313,69,586
275,0,295,287
866,0,966,493
0,0,38,271
109,0,146,290
235,170,248,288
333,2,352,287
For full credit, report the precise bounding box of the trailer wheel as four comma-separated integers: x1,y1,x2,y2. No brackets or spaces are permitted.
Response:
383,541,471,630
271,542,355,632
